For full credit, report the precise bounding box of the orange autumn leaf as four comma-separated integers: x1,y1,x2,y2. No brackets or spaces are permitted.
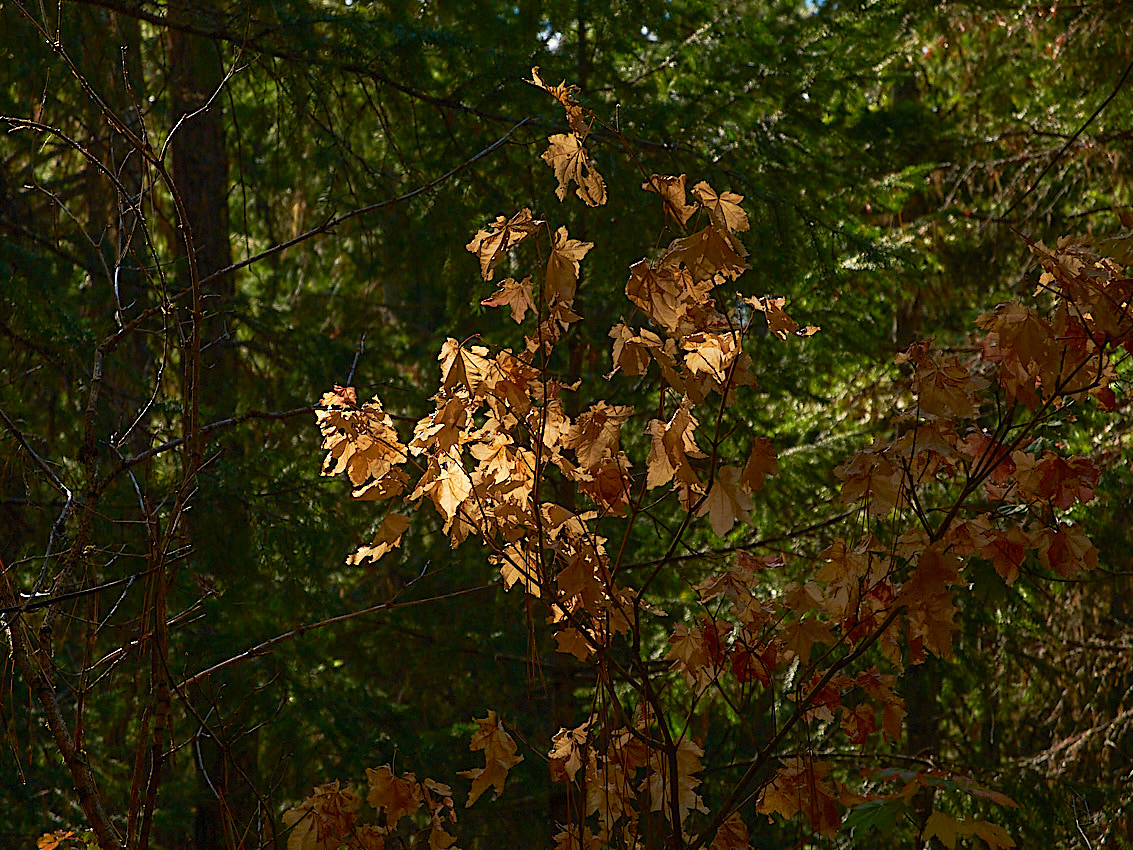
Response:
625,259,689,332
666,617,731,693
1012,450,1099,510
923,811,964,850
429,818,459,850
980,525,1029,585
758,757,841,838
834,442,904,515
365,766,423,830
710,813,750,850
740,437,778,493
549,721,591,782
282,782,361,850
660,224,748,282
437,338,492,396
564,401,632,470
1033,522,1098,577
608,323,663,377
37,832,75,850
554,626,593,661
641,740,708,823
922,811,1015,850
409,452,472,522
645,400,705,490
898,342,989,420
780,616,832,667
969,819,1017,849
317,389,408,498
747,295,820,340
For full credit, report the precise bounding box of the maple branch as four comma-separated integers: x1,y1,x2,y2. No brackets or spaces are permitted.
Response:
196,119,532,290
689,605,905,850
998,52,1133,223
60,0,518,124
0,560,123,850
178,582,495,690
0,572,150,617
620,507,857,572
103,406,315,486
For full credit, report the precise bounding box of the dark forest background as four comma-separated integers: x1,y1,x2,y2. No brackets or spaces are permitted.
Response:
2,0,1132,847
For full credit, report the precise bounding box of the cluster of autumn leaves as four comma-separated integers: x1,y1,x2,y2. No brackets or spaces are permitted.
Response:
301,71,1132,849
280,713,519,850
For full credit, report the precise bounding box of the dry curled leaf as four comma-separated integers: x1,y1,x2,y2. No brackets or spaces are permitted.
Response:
481,276,536,323
542,133,607,207
529,66,591,137
466,209,541,280
643,174,698,226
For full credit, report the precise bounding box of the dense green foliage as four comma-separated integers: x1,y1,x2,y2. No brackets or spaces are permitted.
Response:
2,0,1132,847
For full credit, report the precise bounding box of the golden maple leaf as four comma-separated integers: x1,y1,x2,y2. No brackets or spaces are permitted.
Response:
542,133,607,207
481,276,536,323
710,813,750,850
348,513,410,565
365,766,422,831
740,437,778,493
282,782,361,850
459,711,524,807
545,226,593,305
564,401,632,470
529,66,591,138
696,466,753,536
465,208,541,281
692,181,749,233
641,741,708,823
758,758,841,838
549,722,591,782
645,400,704,490
659,224,748,282
642,174,699,227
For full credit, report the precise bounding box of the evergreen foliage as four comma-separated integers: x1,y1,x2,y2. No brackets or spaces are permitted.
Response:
2,1,1131,847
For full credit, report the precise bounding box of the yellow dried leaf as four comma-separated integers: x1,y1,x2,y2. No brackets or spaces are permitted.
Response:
460,712,523,807
365,766,422,831
545,226,593,305
696,466,752,536
554,626,593,661
481,276,536,323
465,208,541,280
922,811,963,850
564,401,632,470
529,66,591,137
542,133,607,206
643,174,698,226
645,400,704,490
692,181,749,233
740,437,778,494
660,225,748,282
710,813,750,850
348,513,410,565
429,816,459,850
282,782,361,850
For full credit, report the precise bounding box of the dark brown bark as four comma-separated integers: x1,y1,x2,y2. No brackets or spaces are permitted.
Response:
167,5,258,848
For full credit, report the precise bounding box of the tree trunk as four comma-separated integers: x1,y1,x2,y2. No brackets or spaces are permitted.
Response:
167,5,258,848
